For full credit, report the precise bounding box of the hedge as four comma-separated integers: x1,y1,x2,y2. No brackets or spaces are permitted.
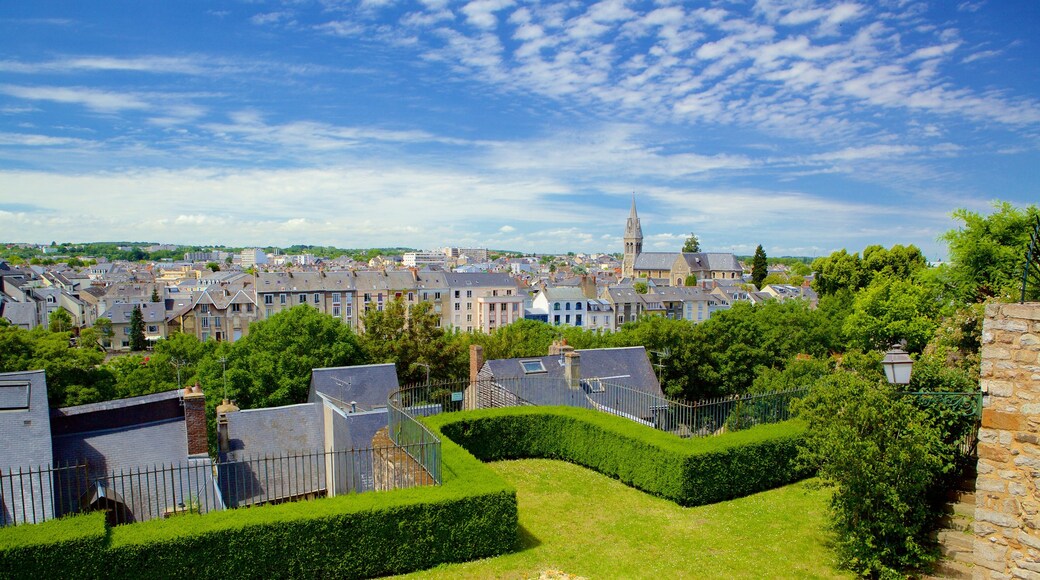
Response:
1,406,807,577
428,406,809,507
0,434,517,579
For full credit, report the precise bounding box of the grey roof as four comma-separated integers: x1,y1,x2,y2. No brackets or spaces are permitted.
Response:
0,301,36,327
222,403,324,460
105,302,165,324
442,272,518,289
52,417,189,473
633,252,680,271
0,370,53,472
308,363,400,410
482,346,663,398
652,286,711,302
540,286,587,302
256,271,357,293
681,252,742,272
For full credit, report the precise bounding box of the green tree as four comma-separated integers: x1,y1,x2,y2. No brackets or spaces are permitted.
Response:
206,262,221,272
796,372,952,577
682,233,700,253
633,281,648,294
151,286,160,302
362,298,462,384
0,326,113,407
48,308,73,333
842,276,940,353
94,317,113,348
751,245,768,289
942,201,1040,302
129,305,147,351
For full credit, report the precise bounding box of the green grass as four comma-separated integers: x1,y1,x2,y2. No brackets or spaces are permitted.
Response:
396,459,850,580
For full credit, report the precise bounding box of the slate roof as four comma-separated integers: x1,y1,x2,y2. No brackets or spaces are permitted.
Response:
308,363,400,410
482,346,663,398
680,252,743,272
0,301,36,328
540,286,587,302
256,271,357,293
442,272,518,289
105,302,165,324
221,403,324,460
633,252,680,271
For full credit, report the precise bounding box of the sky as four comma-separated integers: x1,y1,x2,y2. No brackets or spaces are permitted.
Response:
0,1,1037,259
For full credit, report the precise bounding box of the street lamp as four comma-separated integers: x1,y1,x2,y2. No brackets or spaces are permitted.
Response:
881,343,914,385
413,362,431,385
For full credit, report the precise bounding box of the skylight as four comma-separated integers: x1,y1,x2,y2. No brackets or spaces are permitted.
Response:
520,360,546,374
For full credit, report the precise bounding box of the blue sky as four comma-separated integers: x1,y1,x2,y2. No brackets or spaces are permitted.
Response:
0,1,1037,259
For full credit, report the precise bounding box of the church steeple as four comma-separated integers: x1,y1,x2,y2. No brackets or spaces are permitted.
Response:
622,195,643,279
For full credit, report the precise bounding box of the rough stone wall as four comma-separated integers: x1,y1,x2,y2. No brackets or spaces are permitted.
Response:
975,302,1040,578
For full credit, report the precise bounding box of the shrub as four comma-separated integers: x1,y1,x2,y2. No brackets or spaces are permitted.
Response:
428,406,808,507
795,372,954,578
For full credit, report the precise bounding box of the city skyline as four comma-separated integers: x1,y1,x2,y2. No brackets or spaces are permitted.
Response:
1,1,1038,259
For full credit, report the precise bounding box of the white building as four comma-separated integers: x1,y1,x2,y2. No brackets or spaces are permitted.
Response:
403,251,447,268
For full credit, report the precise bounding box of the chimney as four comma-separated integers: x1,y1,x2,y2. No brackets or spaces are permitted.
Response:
183,384,208,456
564,351,581,390
548,338,575,356
465,344,483,411
216,398,240,454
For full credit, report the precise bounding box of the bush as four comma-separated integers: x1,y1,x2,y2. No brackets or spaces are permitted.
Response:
428,406,808,507
0,437,518,579
795,372,954,577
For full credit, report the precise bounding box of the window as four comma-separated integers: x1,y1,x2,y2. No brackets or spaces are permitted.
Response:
576,302,583,311
454,302,460,311
213,317,221,328
575,314,582,326
466,303,472,310
201,318,209,329
313,293,320,304
264,295,273,305
122,340,130,348
454,290,460,298
512,303,518,312
466,290,472,298
407,292,414,301
492,290,498,297
298,294,306,304
435,292,441,300
395,292,402,299
565,314,571,324
520,360,546,374
147,325,158,333
500,303,507,311
333,306,341,317
124,327,130,335
332,292,341,304
554,315,560,324
280,293,286,305
554,303,561,311
0,381,30,410
506,289,512,295
247,304,254,313
231,304,241,313
618,315,624,324
364,293,371,302
201,304,210,314
466,314,472,321
565,303,571,311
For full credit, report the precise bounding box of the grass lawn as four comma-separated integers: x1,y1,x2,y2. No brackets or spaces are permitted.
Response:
394,459,850,580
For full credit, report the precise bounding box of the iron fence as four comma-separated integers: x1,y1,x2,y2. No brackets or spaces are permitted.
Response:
1,442,437,527
390,378,808,440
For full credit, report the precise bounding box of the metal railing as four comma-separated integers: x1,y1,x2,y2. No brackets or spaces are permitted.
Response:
901,391,984,458
390,378,808,440
1,442,438,527
387,386,447,485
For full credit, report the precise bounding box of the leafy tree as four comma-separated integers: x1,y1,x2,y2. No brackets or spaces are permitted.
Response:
0,326,113,407
129,305,147,351
48,308,73,333
683,274,697,286
812,250,864,296
362,298,461,384
219,305,366,409
942,201,1040,302
682,233,700,253
206,262,221,272
796,372,953,577
94,317,113,348
633,281,648,294
751,245,768,289
842,276,940,353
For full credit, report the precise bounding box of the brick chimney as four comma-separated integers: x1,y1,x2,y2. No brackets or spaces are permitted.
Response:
183,384,208,456
215,398,239,454
564,351,581,390
465,344,483,411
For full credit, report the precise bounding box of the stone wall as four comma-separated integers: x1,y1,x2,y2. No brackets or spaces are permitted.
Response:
975,302,1040,578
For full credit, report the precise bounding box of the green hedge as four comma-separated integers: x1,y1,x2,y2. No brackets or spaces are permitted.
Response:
0,435,517,579
428,406,809,507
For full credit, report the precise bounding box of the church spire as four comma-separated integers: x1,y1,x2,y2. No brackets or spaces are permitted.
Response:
622,194,643,279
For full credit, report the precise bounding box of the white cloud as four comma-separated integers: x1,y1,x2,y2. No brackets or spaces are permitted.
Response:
0,85,151,112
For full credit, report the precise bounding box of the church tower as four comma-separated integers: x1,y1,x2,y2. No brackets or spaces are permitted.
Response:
622,196,643,279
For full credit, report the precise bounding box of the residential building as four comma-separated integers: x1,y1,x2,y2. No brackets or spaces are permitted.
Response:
442,272,522,333
106,302,167,350
240,248,268,268
531,286,589,328
167,286,258,342
402,251,446,268
256,271,357,327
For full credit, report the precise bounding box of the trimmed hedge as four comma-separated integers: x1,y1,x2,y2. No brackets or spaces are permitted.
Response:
0,434,517,579
428,406,809,507
1,406,806,577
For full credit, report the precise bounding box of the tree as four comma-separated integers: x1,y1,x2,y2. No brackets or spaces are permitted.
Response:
682,233,701,253
94,317,113,348
633,281,648,294
942,201,1040,302
361,298,461,384
796,372,952,577
206,262,221,272
842,276,940,354
751,245,768,290
48,308,73,333
129,305,147,351
151,286,160,302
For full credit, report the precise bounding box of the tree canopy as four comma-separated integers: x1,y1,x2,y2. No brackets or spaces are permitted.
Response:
682,233,700,253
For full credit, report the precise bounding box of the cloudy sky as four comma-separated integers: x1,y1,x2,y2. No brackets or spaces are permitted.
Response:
0,1,1037,258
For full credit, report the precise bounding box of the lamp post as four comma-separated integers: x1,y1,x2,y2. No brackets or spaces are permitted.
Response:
413,362,431,385
881,343,914,386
